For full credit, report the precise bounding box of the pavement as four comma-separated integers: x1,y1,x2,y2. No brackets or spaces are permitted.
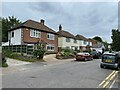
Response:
2,54,74,75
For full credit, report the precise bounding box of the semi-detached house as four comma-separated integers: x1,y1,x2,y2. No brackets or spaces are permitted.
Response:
75,34,92,51
6,19,58,53
57,25,80,51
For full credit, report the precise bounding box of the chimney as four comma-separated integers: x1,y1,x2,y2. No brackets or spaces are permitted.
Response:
41,19,45,25
59,24,62,31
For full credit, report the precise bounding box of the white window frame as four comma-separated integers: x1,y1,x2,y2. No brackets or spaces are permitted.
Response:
47,33,55,40
30,29,41,38
46,44,55,51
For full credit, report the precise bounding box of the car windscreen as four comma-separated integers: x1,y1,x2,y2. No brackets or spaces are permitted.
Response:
103,54,115,60
91,51,97,54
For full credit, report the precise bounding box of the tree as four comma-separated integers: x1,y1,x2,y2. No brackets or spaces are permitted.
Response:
0,17,2,45
2,16,22,42
111,29,120,51
93,36,103,42
102,41,109,51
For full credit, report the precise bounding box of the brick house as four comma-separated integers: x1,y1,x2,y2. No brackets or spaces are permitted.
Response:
75,34,92,52
87,38,105,52
6,19,58,53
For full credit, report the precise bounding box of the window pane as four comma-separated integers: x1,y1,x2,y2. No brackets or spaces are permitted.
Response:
11,32,14,37
47,33,54,40
66,38,70,42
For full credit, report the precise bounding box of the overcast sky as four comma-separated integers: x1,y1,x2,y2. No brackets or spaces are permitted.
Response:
2,2,118,43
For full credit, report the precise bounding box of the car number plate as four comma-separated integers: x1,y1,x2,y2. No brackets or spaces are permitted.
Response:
105,60,112,63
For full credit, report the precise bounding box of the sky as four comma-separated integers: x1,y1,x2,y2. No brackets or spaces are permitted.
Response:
2,1,118,43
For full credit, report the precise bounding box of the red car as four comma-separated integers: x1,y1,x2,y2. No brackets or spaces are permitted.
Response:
76,52,93,61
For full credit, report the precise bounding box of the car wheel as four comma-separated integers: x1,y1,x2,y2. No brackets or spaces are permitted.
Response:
116,66,119,71
91,58,93,60
100,64,104,68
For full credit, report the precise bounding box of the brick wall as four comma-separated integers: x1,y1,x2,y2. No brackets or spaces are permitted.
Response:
22,28,58,53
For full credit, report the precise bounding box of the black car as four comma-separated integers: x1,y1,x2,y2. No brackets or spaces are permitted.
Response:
90,51,101,59
100,52,120,70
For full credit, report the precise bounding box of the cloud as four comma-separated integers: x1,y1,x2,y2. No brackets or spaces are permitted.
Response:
2,2,118,43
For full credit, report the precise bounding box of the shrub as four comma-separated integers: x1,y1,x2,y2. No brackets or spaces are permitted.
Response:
2,63,8,67
33,50,46,59
33,44,46,59
62,48,75,58
3,50,12,57
2,51,8,67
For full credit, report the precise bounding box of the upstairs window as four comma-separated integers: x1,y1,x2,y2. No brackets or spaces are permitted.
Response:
66,38,70,42
74,39,77,43
30,29,41,38
47,33,54,40
11,31,14,37
84,41,87,45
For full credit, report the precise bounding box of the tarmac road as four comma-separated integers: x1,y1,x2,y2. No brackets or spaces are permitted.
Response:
2,59,118,88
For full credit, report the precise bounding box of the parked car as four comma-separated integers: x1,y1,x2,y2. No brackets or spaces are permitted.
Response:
90,51,101,59
100,52,120,70
76,52,93,61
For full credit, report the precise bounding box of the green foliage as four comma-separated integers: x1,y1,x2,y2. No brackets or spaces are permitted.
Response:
3,50,42,62
2,63,8,67
102,41,109,51
3,50,13,57
62,48,74,57
1,16,22,42
111,29,120,51
33,44,46,59
2,51,8,67
93,36,103,42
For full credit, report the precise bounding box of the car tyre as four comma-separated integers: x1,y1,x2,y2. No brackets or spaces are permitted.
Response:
116,66,119,71
100,64,104,68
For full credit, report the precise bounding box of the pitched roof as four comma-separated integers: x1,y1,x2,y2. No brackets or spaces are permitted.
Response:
9,19,57,34
57,30,76,39
75,34,88,41
87,38,97,43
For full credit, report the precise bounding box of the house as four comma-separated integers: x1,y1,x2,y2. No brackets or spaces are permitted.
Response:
75,35,92,51
57,25,80,51
3,19,58,53
87,38,105,53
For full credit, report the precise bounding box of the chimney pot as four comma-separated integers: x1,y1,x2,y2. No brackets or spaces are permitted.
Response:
41,19,45,25
59,24,62,31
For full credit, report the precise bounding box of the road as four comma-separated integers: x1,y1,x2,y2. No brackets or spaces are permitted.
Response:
2,59,119,88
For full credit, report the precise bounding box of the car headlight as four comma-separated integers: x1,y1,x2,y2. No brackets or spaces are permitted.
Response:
115,63,118,66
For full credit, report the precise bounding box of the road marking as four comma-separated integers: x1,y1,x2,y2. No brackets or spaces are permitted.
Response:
103,81,109,88
97,70,116,88
109,77,117,89
103,71,118,88
97,70,118,88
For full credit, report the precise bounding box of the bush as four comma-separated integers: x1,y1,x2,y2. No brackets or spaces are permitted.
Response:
62,48,74,56
2,50,12,57
2,63,8,67
33,50,46,59
33,44,46,59
2,51,8,67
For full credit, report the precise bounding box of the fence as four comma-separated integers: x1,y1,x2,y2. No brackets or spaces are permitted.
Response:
2,45,34,55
